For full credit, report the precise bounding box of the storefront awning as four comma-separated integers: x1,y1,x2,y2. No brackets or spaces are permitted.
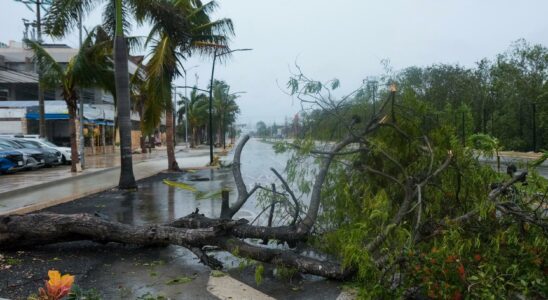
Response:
26,112,69,120
26,112,113,126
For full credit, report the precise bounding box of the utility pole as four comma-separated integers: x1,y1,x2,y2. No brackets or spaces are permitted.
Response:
14,1,51,137
208,48,217,164
208,47,252,164
35,0,46,138
78,9,85,169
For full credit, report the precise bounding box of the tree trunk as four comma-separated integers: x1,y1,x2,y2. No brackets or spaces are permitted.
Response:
67,101,79,173
114,11,136,189
0,213,353,280
191,127,197,148
165,105,179,171
138,100,147,154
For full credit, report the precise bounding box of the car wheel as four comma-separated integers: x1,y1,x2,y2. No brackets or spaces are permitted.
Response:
62,155,68,165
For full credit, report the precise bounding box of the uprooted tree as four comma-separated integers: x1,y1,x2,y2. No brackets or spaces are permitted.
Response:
1,69,547,298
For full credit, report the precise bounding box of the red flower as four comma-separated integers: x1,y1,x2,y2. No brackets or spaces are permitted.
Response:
457,264,466,280
452,290,462,300
474,254,482,262
445,255,457,263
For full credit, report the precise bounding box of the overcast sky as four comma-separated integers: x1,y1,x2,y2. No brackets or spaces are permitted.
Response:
1,0,548,126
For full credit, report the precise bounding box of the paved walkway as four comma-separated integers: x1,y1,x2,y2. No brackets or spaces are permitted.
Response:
0,146,195,194
0,147,211,215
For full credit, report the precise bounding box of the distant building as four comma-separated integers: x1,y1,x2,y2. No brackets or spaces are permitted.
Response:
0,40,146,150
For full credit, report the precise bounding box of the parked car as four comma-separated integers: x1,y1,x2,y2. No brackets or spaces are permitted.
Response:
21,138,74,165
0,138,45,170
14,139,62,167
0,145,25,174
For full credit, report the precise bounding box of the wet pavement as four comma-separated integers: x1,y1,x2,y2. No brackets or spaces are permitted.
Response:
0,146,193,195
480,155,548,178
0,147,212,215
0,139,347,299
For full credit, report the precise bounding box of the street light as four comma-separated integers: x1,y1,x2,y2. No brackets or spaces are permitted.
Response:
207,48,252,164
173,85,210,150
172,65,199,147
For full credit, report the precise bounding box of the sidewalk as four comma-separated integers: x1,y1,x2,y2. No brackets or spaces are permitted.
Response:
498,151,544,160
0,147,211,216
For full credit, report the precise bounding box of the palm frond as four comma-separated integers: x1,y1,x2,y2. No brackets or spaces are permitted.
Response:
24,39,64,89
102,0,132,37
44,0,99,38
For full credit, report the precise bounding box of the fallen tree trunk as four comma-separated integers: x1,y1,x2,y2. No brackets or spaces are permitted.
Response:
169,212,308,244
0,213,220,249
0,213,353,280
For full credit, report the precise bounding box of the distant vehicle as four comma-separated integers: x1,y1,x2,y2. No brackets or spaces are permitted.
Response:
14,139,62,166
20,138,73,164
0,145,25,174
0,138,45,170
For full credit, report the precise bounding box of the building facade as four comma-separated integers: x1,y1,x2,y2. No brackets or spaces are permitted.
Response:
0,41,147,151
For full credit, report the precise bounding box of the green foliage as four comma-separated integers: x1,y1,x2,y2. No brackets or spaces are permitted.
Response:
468,133,501,158
254,264,264,286
136,293,167,300
66,285,102,300
288,40,548,151
274,266,298,281
531,151,548,168
280,71,547,298
210,270,226,277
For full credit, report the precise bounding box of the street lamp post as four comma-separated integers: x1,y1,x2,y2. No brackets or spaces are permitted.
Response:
173,85,210,150
208,48,252,164
183,66,199,148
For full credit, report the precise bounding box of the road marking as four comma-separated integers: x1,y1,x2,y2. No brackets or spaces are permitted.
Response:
207,275,276,300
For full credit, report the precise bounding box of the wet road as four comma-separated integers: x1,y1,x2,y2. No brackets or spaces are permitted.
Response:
482,156,548,178
0,139,346,300
0,146,188,194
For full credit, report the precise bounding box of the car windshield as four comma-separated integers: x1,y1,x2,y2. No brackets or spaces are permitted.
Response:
40,140,58,148
0,140,22,149
16,140,41,149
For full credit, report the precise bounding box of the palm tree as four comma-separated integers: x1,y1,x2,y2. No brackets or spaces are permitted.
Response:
212,80,241,147
177,87,209,147
26,28,114,173
143,0,233,170
130,66,148,154
44,0,190,188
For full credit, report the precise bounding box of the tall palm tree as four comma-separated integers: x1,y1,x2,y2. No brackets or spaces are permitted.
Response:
26,27,114,173
212,80,240,147
177,87,209,147
143,0,233,170
44,0,189,188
